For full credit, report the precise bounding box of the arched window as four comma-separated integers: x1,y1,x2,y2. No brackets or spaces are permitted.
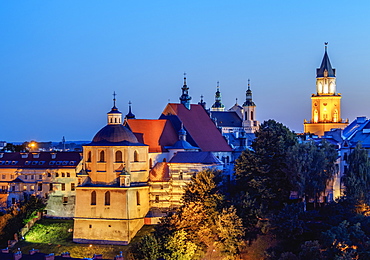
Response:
105,191,110,206
87,151,91,162
134,151,139,162
99,151,105,162
55,172,59,178
136,191,140,205
91,191,96,205
115,151,123,163
314,109,318,123
251,111,254,121
333,109,338,123
245,112,248,120
115,118,117,123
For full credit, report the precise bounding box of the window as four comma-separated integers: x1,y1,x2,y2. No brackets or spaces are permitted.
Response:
105,191,110,206
49,183,53,191
87,151,91,162
136,191,140,205
89,224,92,228
55,173,59,178
63,197,68,204
91,191,96,205
245,111,248,120
38,183,42,191
24,175,28,180
344,153,348,162
179,171,183,180
67,172,70,177
71,183,75,191
115,151,123,163
62,172,65,177
134,151,139,162
149,158,153,169
30,185,34,191
99,151,105,162
155,195,159,203
23,185,27,191
163,158,166,162
1,175,5,179
12,198,16,204
251,111,254,121
61,183,65,191
39,175,42,179
31,175,34,180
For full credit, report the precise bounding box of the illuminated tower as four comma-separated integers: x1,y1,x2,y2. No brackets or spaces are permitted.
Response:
242,79,259,133
304,43,348,136
211,81,225,111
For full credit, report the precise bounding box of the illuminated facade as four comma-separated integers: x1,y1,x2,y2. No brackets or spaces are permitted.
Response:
73,99,150,245
0,152,81,218
304,44,348,136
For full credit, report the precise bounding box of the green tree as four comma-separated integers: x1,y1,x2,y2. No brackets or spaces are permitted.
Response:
288,140,337,207
343,143,370,204
234,120,298,237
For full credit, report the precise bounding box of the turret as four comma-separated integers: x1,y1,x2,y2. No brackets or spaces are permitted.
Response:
179,73,192,109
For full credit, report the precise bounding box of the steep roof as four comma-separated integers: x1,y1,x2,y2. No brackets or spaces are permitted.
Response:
149,162,170,182
125,119,178,153
160,103,232,152
169,151,222,164
0,152,81,169
210,111,242,127
317,49,336,78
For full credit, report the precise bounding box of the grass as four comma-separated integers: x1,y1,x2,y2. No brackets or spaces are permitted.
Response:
14,219,155,259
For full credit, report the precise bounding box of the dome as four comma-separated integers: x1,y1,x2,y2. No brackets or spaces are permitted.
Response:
92,124,138,143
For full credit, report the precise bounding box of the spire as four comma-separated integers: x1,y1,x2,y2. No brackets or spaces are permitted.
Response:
243,79,256,107
211,81,225,111
317,42,336,78
107,92,122,125
179,72,192,109
198,95,206,109
109,91,120,113
125,101,136,119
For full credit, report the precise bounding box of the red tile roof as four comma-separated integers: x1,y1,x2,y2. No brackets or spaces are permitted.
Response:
149,162,170,182
125,119,178,153
160,103,232,152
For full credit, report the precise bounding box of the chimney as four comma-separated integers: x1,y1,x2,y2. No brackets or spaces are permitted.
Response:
45,253,55,260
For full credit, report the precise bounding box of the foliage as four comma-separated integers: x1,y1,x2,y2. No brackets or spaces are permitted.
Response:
0,196,45,246
25,219,73,243
132,169,245,259
288,140,338,203
343,143,370,204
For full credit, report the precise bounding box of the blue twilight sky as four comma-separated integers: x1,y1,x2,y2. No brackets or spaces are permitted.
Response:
1,1,370,142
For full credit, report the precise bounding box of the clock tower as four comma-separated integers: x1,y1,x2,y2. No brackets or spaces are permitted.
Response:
304,43,348,136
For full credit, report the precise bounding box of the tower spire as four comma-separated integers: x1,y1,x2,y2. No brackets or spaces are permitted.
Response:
179,72,192,109
211,81,225,111
125,101,136,119
107,92,122,125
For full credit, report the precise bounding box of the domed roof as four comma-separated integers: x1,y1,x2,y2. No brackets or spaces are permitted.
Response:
92,124,139,144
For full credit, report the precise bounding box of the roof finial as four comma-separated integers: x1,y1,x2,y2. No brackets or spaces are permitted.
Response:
217,81,220,90
183,72,187,85
324,42,328,52
113,91,117,107
248,79,251,90
236,98,238,105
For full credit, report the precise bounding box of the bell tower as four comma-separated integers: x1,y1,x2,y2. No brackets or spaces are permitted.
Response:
304,43,348,136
